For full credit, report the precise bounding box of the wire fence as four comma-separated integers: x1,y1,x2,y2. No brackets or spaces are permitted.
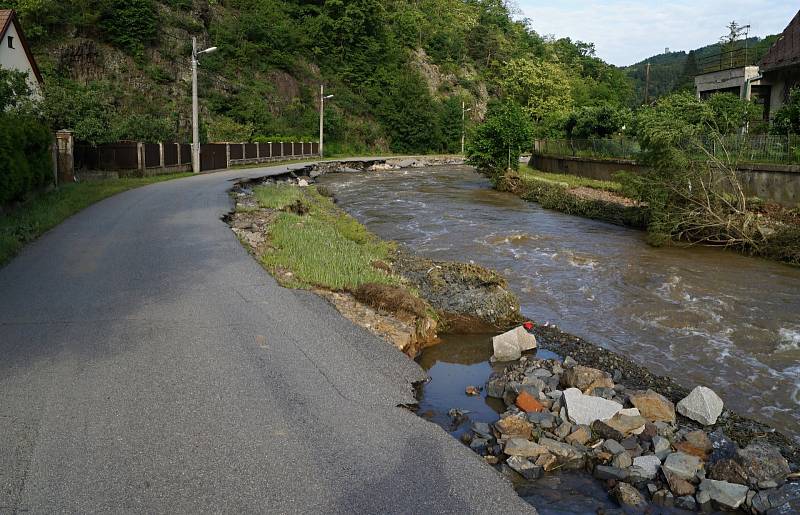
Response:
695,135,800,165
535,136,800,165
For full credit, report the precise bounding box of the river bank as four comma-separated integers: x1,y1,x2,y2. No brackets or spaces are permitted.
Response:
225,157,521,358
462,325,800,513
497,166,800,266
225,161,796,512
497,167,650,230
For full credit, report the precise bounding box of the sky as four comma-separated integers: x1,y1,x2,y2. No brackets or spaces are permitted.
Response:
516,1,799,66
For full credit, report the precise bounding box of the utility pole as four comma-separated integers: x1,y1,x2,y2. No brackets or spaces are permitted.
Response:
461,101,472,155
644,62,651,105
319,85,334,158
192,37,199,174
191,37,218,174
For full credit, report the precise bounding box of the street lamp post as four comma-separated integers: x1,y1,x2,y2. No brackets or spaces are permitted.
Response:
461,101,472,155
319,85,334,158
191,37,218,174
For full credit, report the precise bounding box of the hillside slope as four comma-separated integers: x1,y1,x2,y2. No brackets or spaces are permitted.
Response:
3,0,632,154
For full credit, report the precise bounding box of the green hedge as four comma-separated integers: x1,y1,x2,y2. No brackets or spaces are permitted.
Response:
0,113,53,206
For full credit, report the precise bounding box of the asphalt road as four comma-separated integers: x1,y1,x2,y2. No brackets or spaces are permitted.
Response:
0,163,535,513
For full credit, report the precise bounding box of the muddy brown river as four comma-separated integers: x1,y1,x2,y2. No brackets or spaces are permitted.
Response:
319,165,800,445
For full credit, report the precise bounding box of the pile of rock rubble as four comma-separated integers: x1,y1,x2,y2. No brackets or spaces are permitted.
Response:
460,335,798,513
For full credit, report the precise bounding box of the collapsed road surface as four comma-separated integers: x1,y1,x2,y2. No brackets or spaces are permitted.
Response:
0,162,534,513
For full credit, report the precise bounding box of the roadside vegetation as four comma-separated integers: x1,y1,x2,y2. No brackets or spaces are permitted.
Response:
229,177,523,354
0,69,52,207
0,173,191,266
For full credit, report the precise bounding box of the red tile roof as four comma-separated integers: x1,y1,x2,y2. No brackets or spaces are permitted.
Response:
0,10,12,35
760,10,800,72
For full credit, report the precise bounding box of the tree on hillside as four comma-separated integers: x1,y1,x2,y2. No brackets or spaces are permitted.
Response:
99,0,159,55
499,58,572,134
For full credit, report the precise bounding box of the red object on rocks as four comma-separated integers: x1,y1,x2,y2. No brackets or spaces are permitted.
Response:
516,390,545,413
523,321,534,331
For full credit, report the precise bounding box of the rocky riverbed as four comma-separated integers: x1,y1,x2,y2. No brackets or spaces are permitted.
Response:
452,323,800,513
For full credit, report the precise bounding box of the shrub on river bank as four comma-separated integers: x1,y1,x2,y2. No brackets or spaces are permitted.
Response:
620,92,800,265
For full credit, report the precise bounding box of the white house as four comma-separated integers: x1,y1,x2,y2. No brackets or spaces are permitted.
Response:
0,9,43,97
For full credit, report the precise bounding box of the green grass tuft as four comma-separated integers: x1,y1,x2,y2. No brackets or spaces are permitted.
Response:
519,167,622,193
254,184,398,290
254,183,306,210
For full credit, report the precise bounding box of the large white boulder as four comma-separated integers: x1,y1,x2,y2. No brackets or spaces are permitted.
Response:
492,326,537,361
562,387,623,426
677,386,723,426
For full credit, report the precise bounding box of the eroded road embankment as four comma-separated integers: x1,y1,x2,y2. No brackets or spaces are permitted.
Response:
0,160,535,513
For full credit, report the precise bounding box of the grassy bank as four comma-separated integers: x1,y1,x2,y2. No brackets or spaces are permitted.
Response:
252,184,399,291
498,167,650,229
503,167,800,265
0,173,191,267
517,168,623,193
232,179,523,353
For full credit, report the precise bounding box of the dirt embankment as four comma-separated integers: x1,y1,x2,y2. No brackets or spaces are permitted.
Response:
497,173,650,229
226,163,521,358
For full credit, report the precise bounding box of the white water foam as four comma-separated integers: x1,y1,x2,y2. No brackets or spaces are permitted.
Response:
777,328,800,353
784,365,800,406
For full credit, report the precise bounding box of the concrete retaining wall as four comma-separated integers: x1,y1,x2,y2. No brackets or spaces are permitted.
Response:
530,154,800,208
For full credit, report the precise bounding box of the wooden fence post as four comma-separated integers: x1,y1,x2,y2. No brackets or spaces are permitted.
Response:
226,143,231,170
137,142,145,175
159,142,165,170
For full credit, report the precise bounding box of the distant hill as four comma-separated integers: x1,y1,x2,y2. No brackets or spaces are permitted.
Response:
622,36,779,105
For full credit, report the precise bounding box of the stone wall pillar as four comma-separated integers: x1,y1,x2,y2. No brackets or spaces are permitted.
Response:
55,130,74,184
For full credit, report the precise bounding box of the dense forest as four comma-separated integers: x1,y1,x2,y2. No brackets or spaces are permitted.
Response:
0,0,633,153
